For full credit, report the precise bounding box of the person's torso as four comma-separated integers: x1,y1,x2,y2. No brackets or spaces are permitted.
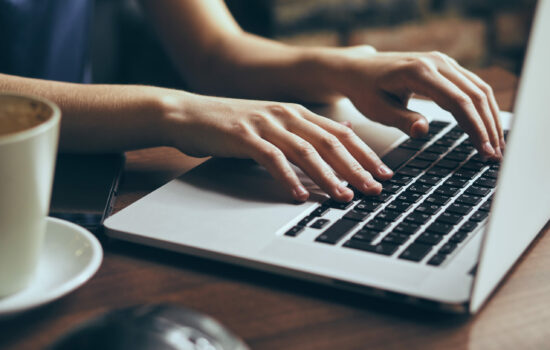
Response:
0,0,93,83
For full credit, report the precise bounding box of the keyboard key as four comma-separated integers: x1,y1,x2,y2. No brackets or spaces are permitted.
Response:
324,199,354,210
418,175,442,186
344,210,369,222
425,194,451,206
382,183,403,194
427,254,447,266
445,151,470,162
408,184,432,194
435,138,457,147
351,229,379,242
375,210,402,222
398,167,422,177
456,194,482,206
484,168,499,179
399,243,433,262
298,216,315,226
465,185,491,197
479,201,491,212
370,192,393,203
454,169,479,179
364,219,391,232
415,232,444,245
416,152,440,162
426,222,454,235
389,174,415,185
407,159,432,169
311,205,330,217
425,145,449,154
459,220,478,233
454,143,475,154
429,121,450,130
343,240,399,256
310,219,330,229
382,232,410,245
396,192,423,203
438,242,458,255
435,185,461,197
444,176,469,188
393,222,421,235
415,203,442,215
436,212,463,225
385,201,413,212
447,203,473,215
400,139,428,150
427,166,453,177
284,226,304,237
449,231,468,243
404,211,431,224
475,177,497,188
462,160,486,171
382,147,417,170
470,210,489,222
354,201,381,212
436,159,460,169
315,219,358,244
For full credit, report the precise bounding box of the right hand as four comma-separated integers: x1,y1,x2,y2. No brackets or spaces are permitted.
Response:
160,92,394,202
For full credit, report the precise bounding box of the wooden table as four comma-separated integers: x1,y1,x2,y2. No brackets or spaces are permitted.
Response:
2,68,550,350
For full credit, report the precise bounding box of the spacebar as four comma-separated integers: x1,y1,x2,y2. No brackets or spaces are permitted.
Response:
382,147,417,170
315,219,358,245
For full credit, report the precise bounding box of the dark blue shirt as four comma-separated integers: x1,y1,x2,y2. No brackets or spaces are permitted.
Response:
0,0,93,83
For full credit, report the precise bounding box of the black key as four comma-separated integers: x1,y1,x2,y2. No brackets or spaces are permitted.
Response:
450,231,468,243
346,185,362,201
370,192,393,203
435,138,457,147
396,192,423,203
418,174,442,186
351,229,379,242
484,168,499,179
444,176,469,188
454,169,479,179
382,147,417,170
398,167,422,177
298,215,315,226
479,201,491,212
454,143,475,154
404,211,431,224
456,194,482,206
389,174,415,185
436,212,463,225
311,205,330,217
399,243,433,262
343,240,399,256
470,210,489,222
462,160,486,171
324,199,354,210
425,145,449,154
416,152,440,162
408,184,432,194
415,203,442,215
475,177,497,188
400,139,428,150
436,159,460,169
354,201,381,212
459,220,478,233
427,254,447,266
393,222,421,235
344,210,369,222
385,201,413,212
445,151,470,162
425,194,451,206
382,183,403,194
310,219,330,229
426,222,454,235
429,121,450,130
435,185,461,197
284,226,304,237
427,166,453,177
465,185,491,197
447,203,473,215
315,219,358,244
375,210,402,222
407,159,432,169
438,242,458,255
383,232,410,245
364,219,391,232
415,232,444,245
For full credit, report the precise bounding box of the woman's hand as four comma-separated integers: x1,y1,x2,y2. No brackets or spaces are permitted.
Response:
331,46,505,160
160,92,394,202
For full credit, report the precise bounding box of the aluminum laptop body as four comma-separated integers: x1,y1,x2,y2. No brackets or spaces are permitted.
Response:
105,1,550,313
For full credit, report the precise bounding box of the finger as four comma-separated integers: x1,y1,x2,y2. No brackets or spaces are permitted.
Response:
247,137,309,202
437,62,502,160
298,110,393,182
261,124,355,202
374,94,430,139
404,62,495,158
452,64,506,151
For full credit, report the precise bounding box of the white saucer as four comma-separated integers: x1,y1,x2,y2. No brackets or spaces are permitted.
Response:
0,217,103,316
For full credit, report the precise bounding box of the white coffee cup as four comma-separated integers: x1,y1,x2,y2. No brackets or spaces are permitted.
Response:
0,93,61,297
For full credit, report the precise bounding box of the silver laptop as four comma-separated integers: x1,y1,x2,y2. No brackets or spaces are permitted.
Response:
105,0,550,313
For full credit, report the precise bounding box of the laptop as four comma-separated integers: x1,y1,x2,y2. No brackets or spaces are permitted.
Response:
104,0,550,313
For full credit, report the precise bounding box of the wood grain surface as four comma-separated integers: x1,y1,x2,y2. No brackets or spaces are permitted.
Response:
2,68,549,350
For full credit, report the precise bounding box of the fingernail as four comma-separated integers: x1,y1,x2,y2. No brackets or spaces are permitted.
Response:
362,180,381,193
337,182,353,197
292,185,309,201
340,121,352,128
411,119,428,138
378,164,393,176
495,146,503,160
482,141,495,157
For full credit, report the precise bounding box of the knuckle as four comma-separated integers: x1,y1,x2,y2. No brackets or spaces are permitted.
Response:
334,124,355,140
470,89,487,106
320,134,343,151
410,57,436,77
348,161,366,177
261,146,285,163
455,93,474,110
480,82,494,95
294,140,317,159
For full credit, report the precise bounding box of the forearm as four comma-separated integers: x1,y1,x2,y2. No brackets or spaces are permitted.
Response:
0,74,176,153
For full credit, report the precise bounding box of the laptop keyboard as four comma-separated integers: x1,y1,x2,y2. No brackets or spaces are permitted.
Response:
283,121,508,267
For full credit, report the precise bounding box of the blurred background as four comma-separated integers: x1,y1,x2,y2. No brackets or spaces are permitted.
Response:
91,0,537,89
